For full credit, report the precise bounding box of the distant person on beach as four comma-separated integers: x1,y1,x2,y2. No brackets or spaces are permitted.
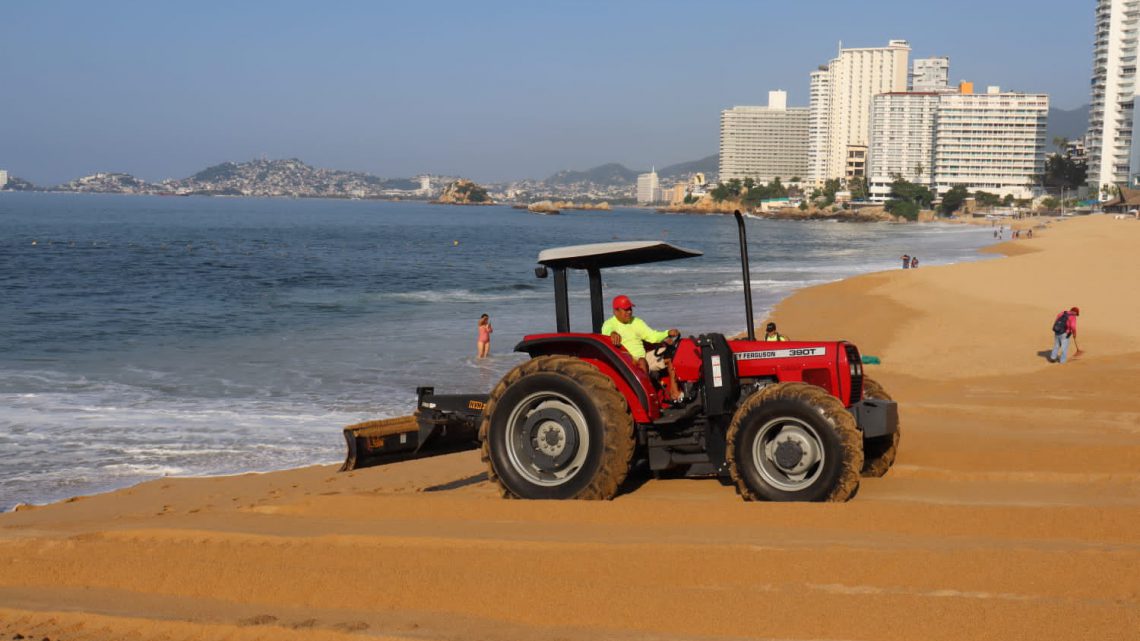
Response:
764,322,788,342
910,256,919,269
1028,228,1033,238
1049,306,1080,364
477,314,493,358
602,294,683,402
901,254,910,269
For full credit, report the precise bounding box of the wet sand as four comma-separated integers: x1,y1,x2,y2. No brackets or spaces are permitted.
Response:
2,214,1138,640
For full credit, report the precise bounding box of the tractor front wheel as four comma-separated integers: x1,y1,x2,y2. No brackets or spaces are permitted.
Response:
860,377,900,477
480,355,635,500
726,382,862,502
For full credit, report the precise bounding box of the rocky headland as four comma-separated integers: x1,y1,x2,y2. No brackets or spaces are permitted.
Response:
434,179,493,205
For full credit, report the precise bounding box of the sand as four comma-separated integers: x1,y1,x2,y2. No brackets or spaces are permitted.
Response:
3,214,1139,641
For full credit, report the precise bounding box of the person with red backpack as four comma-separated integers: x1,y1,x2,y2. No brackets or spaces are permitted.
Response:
1049,306,1080,364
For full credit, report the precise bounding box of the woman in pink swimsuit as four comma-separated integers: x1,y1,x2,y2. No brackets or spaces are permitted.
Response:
477,314,493,358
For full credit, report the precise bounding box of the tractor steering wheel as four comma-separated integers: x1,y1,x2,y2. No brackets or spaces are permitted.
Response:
653,335,680,361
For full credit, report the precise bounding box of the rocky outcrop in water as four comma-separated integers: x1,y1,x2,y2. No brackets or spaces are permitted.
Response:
435,179,492,205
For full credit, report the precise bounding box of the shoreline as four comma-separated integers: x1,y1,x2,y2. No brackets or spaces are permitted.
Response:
3,217,1000,512
3,215,1139,640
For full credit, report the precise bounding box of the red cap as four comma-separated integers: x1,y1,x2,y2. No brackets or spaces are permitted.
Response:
1070,306,1080,315
612,294,634,310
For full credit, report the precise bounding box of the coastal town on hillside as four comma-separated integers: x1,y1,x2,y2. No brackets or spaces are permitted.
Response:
1,21,1132,218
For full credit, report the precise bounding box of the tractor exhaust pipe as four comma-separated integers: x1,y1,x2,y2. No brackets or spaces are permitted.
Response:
733,210,755,341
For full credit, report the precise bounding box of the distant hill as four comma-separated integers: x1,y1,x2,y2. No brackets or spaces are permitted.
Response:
544,163,640,187
544,155,717,187
1047,105,1089,143
659,154,718,180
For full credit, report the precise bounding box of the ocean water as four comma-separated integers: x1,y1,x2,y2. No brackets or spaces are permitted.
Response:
0,193,998,509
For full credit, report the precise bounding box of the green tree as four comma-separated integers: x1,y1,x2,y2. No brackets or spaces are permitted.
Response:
743,177,755,191
848,176,869,201
884,176,933,221
885,198,920,221
741,178,789,207
1040,196,1060,211
820,178,841,206
1042,154,1087,190
939,185,969,215
1052,136,1069,155
974,191,1002,208
726,178,743,197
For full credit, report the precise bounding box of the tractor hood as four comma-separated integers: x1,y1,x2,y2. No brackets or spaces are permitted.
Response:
537,241,702,270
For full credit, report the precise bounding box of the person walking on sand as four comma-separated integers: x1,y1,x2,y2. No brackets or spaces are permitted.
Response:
910,256,919,269
901,254,910,269
477,314,493,358
1049,306,1080,364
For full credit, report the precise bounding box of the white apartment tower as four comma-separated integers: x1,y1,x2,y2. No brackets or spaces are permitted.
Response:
719,90,810,183
807,68,830,185
809,40,911,183
637,169,660,204
933,88,1048,199
867,92,940,201
910,57,951,92
1088,0,1140,195
0,170,8,189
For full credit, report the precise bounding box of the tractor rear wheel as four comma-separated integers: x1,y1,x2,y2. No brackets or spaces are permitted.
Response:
726,382,862,502
480,355,635,500
860,377,899,477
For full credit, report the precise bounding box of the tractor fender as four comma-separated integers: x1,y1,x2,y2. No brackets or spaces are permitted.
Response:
515,334,660,423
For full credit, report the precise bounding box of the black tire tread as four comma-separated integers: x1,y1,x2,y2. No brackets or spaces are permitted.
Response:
479,355,635,500
726,382,863,502
860,377,899,478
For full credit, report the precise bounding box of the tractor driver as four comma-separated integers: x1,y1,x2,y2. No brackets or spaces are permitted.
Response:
601,294,684,403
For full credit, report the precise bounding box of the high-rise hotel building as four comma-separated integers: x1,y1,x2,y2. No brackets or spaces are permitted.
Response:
719,91,810,183
867,92,940,200
809,40,911,184
1088,0,1140,195
868,86,1047,201
807,68,830,184
910,57,951,92
636,169,660,204
933,88,1048,199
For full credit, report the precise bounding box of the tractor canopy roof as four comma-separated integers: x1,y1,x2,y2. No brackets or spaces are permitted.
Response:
537,241,702,270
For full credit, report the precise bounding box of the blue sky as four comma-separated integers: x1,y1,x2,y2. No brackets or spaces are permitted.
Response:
0,0,1091,185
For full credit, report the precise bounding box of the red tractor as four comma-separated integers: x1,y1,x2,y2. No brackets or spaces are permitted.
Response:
343,212,899,502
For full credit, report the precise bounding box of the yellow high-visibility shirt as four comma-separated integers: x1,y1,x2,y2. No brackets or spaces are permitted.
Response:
600,316,670,359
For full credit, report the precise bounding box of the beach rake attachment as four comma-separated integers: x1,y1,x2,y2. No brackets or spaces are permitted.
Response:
340,387,488,471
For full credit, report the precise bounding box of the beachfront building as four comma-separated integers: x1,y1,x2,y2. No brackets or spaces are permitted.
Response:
1088,0,1140,197
718,91,810,183
807,68,830,185
0,170,8,189
867,92,940,201
933,87,1048,199
910,56,951,92
637,169,661,204
809,39,911,184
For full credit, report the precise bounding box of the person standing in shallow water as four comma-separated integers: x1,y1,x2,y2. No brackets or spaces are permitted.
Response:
477,314,493,358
